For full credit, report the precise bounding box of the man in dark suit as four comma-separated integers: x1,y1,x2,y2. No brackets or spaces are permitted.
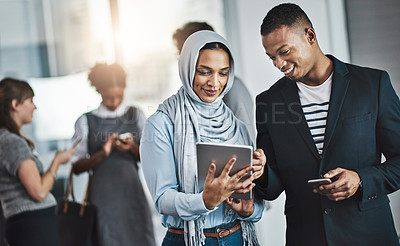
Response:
255,3,400,246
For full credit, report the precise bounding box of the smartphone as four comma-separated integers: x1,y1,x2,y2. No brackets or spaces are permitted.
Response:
307,178,332,186
118,132,133,143
72,136,82,148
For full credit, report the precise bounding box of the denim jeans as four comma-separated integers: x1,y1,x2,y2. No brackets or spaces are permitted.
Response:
162,221,243,246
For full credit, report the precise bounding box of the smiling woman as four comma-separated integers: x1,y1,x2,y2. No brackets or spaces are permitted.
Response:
193,43,231,103
11,96,37,129
0,78,75,246
140,30,266,246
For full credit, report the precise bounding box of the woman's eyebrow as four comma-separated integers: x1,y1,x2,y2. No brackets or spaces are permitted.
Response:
197,65,230,70
197,65,212,69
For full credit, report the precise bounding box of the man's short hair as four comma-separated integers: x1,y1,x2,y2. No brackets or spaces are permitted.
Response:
260,3,313,36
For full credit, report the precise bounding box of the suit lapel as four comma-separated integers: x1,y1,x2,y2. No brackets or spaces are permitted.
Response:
322,56,350,158
281,80,320,161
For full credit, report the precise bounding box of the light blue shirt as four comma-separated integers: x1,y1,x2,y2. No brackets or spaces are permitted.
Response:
140,111,263,229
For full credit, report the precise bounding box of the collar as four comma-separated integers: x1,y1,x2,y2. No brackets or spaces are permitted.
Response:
92,102,129,118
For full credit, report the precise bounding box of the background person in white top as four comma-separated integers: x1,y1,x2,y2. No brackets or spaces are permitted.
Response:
71,63,155,246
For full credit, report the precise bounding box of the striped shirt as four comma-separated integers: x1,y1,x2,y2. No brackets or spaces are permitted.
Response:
297,73,333,155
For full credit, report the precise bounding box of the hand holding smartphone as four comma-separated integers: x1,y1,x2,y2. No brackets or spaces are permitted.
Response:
118,132,133,144
307,178,332,187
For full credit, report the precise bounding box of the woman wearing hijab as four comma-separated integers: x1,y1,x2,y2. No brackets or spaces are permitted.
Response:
140,31,266,246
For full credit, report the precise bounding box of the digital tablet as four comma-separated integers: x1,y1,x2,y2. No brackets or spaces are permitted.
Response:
196,142,253,199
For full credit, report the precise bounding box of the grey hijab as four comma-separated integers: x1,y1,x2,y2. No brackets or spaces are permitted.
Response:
158,30,258,246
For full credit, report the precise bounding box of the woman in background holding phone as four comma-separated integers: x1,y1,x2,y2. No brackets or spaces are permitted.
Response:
70,63,155,246
0,78,75,246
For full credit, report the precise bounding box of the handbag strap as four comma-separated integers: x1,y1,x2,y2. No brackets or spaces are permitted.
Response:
65,169,76,201
62,169,74,213
63,168,92,217
79,174,91,216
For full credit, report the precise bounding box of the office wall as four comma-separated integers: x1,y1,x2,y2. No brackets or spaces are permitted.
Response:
0,0,47,79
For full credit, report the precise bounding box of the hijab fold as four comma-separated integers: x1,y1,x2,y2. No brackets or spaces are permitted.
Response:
157,30,258,246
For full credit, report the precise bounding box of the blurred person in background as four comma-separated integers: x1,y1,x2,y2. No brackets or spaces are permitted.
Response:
71,63,155,246
140,30,266,246
0,78,75,246
173,22,257,143
0,205,6,246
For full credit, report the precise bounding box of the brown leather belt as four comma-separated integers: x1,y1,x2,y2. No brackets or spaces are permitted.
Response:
168,222,241,238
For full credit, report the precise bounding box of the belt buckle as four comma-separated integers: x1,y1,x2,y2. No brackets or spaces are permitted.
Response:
217,228,226,238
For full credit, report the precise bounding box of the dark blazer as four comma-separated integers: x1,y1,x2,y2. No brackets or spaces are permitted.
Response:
255,55,400,246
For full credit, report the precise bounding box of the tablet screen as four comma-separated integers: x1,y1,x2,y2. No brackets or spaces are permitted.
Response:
196,142,253,199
